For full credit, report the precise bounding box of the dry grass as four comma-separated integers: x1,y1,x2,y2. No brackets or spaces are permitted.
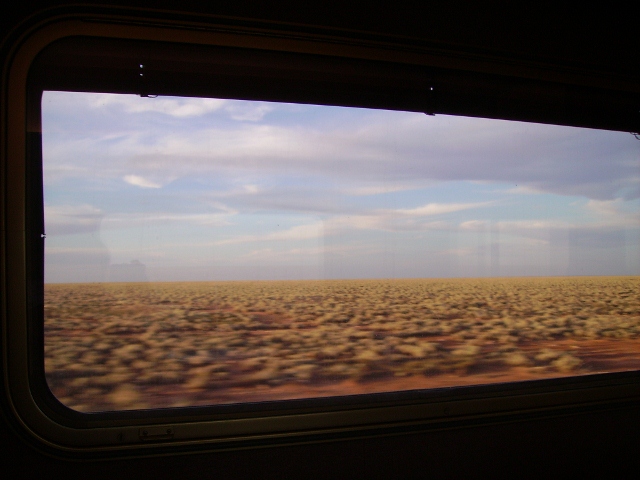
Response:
44,276,640,411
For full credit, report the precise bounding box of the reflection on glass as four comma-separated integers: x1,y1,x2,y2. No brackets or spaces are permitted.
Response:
42,92,640,411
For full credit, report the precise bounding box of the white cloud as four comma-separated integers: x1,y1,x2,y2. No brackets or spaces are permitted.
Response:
123,175,162,188
206,202,238,215
585,198,640,227
224,102,274,121
330,203,490,233
216,222,323,245
586,198,621,217
459,220,489,230
56,91,273,121
91,95,226,117
496,220,560,230
396,202,490,217
326,210,463,234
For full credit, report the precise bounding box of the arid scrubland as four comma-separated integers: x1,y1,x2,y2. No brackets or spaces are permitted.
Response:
44,276,640,411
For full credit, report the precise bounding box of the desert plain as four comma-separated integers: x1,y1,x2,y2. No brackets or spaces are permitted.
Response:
44,276,640,412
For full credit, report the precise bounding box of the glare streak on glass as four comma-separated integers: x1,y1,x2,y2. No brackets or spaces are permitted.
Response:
42,92,640,412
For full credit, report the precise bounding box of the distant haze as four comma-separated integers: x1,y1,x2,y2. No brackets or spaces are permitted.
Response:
42,92,640,283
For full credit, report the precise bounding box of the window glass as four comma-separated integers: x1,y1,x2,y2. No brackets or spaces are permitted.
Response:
42,91,640,412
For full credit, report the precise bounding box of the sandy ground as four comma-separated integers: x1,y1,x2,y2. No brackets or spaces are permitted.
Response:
44,276,640,411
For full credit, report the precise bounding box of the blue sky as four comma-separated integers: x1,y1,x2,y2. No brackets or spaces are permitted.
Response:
42,92,640,283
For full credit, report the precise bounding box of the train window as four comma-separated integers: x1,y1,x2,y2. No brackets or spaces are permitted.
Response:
3,10,640,453
42,91,640,413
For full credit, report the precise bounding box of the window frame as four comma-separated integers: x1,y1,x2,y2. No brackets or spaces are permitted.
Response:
2,6,640,456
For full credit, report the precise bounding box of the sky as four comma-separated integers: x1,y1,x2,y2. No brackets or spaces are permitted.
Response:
41,91,640,283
